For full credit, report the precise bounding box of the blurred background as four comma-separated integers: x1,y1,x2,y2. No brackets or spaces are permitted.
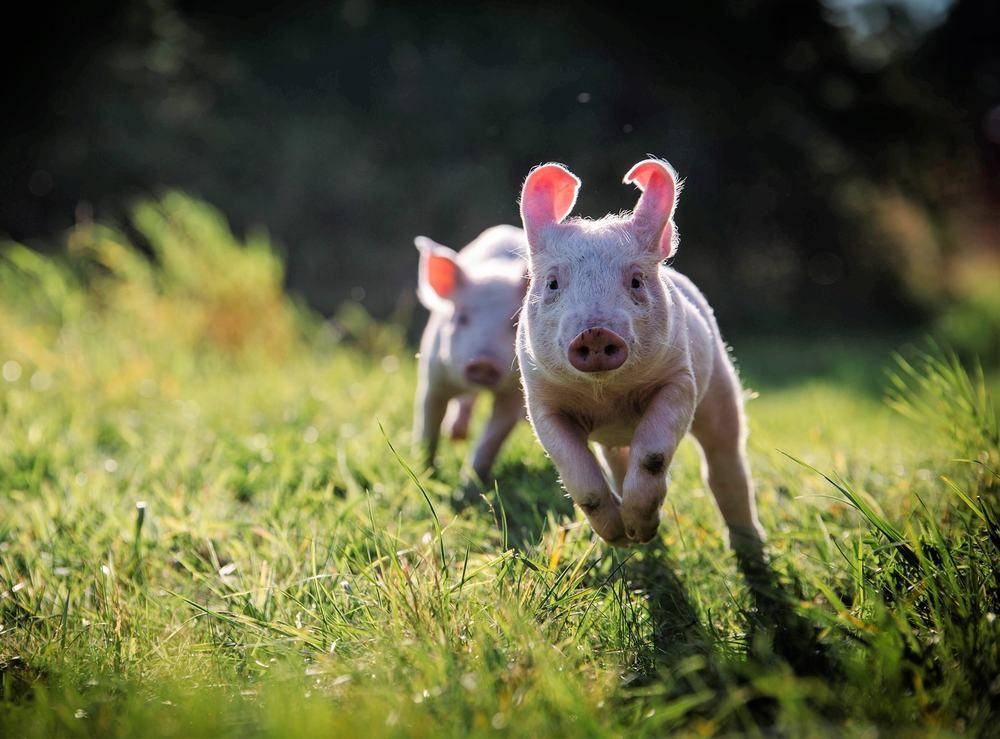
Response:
2,0,997,357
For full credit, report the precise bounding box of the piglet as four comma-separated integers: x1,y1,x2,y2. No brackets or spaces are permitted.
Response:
413,225,527,484
516,159,764,551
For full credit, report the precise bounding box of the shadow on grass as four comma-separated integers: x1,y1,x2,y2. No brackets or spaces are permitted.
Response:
628,548,715,666
451,459,574,550
456,460,836,730
0,656,46,704
734,539,835,677
619,539,838,730
461,464,835,677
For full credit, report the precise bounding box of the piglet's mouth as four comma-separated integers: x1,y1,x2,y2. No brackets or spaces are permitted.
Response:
567,328,629,373
464,359,504,387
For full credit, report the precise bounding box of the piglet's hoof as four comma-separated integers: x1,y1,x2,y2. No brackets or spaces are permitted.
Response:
581,501,627,545
624,522,660,544
593,528,632,548
448,426,469,442
453,476,486,508
621,492,664,544
621,507,662,544
603,533,635,549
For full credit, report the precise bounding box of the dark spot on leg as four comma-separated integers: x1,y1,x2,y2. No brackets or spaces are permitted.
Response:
642,452,665,475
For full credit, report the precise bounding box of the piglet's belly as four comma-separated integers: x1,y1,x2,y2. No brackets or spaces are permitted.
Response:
588,423,637,448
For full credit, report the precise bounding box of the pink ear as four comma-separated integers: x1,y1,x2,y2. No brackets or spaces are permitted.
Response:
519,163,581,248
624,158,680,259
415,237,463,307
427,252,458,297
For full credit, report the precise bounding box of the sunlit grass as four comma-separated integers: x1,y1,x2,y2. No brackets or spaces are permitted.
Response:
1,195,997,737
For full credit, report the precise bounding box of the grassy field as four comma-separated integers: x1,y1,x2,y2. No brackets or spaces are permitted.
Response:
1,195,997,737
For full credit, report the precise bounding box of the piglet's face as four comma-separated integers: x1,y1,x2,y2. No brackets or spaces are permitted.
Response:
416,238,523,388
518,160,681,380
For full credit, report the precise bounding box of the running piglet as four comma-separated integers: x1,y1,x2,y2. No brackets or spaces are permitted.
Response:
515,159,765,551
413,225,528,485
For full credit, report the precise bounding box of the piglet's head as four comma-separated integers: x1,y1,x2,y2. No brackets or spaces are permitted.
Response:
518,158,681,380
416,236,522,389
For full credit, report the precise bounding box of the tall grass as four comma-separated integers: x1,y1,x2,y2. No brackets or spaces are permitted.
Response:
1,195,997,736
887,344,998,478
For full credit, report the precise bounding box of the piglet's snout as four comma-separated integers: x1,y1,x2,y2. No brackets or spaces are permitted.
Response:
464,358,503,387
567,328,628,373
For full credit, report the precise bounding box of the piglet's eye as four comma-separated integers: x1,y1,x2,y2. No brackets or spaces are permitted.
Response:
547,278,559,290
457,313,469,326
631,275,643,289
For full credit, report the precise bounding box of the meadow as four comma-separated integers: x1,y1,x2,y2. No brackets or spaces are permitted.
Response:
1,195,997,737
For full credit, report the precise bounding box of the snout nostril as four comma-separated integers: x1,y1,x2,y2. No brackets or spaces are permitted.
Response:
568,327,628,373
465,360,502,387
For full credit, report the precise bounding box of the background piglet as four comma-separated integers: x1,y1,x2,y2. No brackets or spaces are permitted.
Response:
516,160,764,551
413,225,527,484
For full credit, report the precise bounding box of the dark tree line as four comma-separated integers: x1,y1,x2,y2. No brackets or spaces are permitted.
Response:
2,0,995,334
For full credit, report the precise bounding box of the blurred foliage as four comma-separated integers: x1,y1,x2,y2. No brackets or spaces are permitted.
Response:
1,0,997,337
0,194,301,384
934,253,1000,363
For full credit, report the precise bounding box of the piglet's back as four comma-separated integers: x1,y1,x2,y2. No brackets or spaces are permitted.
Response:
458,225,527,275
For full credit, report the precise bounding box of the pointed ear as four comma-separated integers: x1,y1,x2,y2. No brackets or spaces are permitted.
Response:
624,158,681,259
519,163,580,251
415,236,463,308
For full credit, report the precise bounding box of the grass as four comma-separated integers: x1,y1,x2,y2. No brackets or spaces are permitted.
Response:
1,194,998,737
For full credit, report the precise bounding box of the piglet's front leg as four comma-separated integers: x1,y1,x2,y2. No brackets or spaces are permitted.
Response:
532,411,628,545
468,390,523,485
413,367,452,472
621,376,697,543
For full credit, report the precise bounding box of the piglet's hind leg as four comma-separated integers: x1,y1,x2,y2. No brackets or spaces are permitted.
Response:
468,391,522,484
443,394,476,441
691,354,765,552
